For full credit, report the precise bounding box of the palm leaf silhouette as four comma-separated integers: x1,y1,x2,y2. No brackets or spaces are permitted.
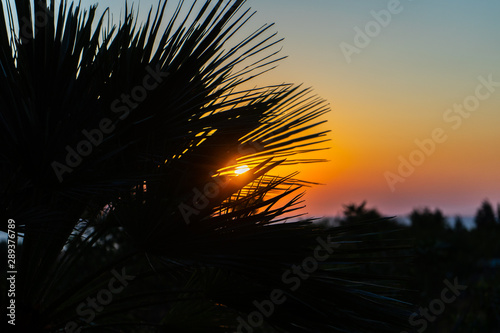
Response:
0,1,412,332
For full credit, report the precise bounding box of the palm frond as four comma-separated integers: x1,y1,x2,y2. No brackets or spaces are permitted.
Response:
0,1,412,332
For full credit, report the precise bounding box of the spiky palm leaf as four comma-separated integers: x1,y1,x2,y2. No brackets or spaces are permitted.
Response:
1,0,412,332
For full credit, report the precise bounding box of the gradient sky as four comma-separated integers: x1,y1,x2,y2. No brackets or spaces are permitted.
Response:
71,0,500,218
244,0,500,218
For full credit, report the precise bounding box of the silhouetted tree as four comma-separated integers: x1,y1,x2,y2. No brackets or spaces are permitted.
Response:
0,1,411,332
475,200,497,229
497,203,500,224
410,208,446,231
341,201,382,224
338,201,402,235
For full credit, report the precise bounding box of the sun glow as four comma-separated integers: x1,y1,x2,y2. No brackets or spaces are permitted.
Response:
235,165,250,175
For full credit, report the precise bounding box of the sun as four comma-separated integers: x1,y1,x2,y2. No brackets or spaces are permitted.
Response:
234,165,250,175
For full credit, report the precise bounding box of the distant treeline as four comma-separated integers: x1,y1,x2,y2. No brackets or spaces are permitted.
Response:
316,199,500,332
324,199,500,231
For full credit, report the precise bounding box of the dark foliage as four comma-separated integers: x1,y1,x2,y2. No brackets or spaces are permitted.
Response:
0,1,411,332
474,200,498,230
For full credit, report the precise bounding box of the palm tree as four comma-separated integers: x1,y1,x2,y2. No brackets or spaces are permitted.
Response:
1,1,411,332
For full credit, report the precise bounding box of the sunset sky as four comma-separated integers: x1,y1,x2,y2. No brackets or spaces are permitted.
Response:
77,0,500,218
246,0,500,218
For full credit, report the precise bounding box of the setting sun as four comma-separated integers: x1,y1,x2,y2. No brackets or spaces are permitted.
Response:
235,165,250,175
